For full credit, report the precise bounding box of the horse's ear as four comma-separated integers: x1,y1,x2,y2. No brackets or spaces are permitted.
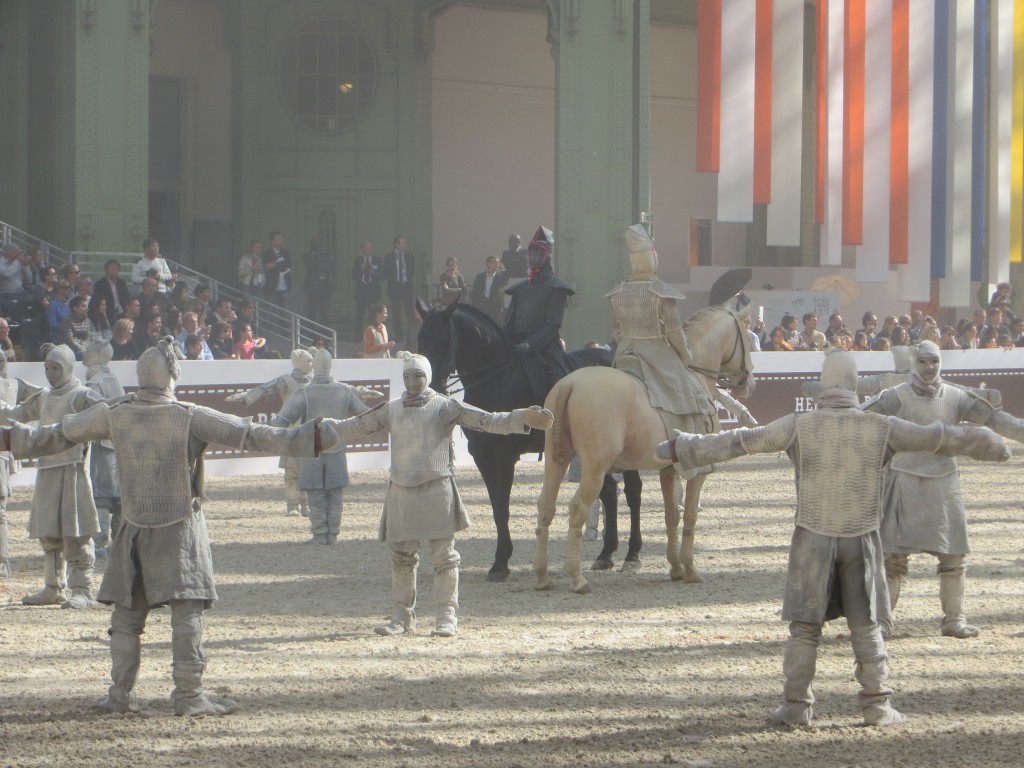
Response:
738,302,753,320
415,297,432,317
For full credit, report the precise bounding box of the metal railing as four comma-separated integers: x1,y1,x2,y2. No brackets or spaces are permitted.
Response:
0,220,336,354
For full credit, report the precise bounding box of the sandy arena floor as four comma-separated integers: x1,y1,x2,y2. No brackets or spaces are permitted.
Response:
1,453,1023,768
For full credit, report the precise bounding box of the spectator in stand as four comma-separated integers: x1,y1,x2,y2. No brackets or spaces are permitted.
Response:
46,280,71,341
990,281,1012,308
872,336,891,352
957,322,979,350
233,299,257,339
26,246,47,287
117,297,141,325
183,335,206,360
60,263,81,284
138,277,172,323
780,314,801,349
438,257,467,305
206,297,234,329
88,297,112,342
940,326,961,350
169,282,192,314
852,331,871,351
876,315,898,340
209,321,237,360
0,244,29,295
890,326,910,347
193,284,213,321
131,237,173,292
919,323,941,345
0,318,16,361
73,275,93,302
262,231,292,310
110,319,137,361
176,312,214,360
165,308,183,339
993,295,1016,327
134,313,164,353
858,312,879,345
1012,318,1024,347
999,332,1015,350
831,331,853,350
907,309,925,340
984,307,1010,339
58,296,94,358
745,316,762,352
766,326,795,351
363,303,395,359
971,308,988,333
234,323,260,360
823,313,847,344
93,260,131,323
798,313,828,351
238,239,264,296
979,326,999,348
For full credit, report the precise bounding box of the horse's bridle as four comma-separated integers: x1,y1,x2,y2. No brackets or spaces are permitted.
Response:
436,314,521,396
686,311,751,389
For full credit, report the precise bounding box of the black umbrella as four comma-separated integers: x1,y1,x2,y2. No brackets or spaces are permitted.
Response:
708,267,753,307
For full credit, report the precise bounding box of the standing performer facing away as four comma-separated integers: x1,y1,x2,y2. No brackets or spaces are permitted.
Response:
82,341,125,558
1,344,105,608
322,354,553,638
1,338,339,716
862,340,1024,638
271,349,378,544
655,350,1010,727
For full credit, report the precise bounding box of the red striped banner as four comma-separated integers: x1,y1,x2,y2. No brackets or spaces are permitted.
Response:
697,0,722,173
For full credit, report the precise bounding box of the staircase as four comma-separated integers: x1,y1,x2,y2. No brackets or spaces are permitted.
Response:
0,221,336,356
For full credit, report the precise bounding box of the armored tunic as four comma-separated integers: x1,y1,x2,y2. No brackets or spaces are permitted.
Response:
273,380,369,490
10,398,320,608
85,364,125,499
605,278,705,419
504,268,575,400
328,395,530,542
0,376,19,499
2,382,103,539
864,382,999,555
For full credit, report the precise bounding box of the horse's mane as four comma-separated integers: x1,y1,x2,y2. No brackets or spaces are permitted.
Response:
683,305,729,337
451,302,510,350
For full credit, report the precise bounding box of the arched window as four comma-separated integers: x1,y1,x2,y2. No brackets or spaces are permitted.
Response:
280,17,376,133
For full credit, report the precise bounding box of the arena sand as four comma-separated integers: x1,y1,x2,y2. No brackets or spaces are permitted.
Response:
2,453,1023,768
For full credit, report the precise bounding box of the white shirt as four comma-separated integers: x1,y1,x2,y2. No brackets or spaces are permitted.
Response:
131,256,172,291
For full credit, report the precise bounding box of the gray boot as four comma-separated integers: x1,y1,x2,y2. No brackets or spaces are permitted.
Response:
769,622,818,725
939,567,979,638
375,551,417,635
62,537,97,609
431,565,459,637
170,600,237,717
0,515,10,579
856,654,906,725
97,630,142,713
22,549,69,605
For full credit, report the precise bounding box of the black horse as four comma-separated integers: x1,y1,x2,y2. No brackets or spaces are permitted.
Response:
415,298,642,581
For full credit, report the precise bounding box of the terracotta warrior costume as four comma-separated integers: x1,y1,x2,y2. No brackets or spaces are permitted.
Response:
504,226,575,401
0,350,26,578
271,349,371,544
83,341,125,559
3,338,337,716
323,354,552,638
862,340,1024,638
227,348,313,516
606,224,717,457
655,350,1009,726
0,344,105,609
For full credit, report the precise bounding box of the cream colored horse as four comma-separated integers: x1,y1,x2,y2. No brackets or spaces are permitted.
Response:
533,305,755,593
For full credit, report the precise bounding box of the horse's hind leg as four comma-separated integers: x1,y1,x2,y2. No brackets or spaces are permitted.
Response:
678,475,706,583
620,469,643,572
662,467,684,580
591,474,619,571
533,455,569,591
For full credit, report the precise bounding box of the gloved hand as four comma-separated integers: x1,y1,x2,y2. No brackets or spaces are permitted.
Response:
522,405,554,430
737,410,758,427
354,385,385,402
654,429,685,462
514,342,530,354
315,418,341,453
225,392,246,403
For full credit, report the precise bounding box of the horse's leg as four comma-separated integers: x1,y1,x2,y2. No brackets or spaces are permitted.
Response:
477,450,512,581
662,467,684,580
533,454,569,591
620,469,643,572
564,465,603,594
679,474,706,583
591,474,619,571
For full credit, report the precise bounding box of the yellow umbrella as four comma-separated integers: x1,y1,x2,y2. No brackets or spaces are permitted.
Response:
809,274,862,306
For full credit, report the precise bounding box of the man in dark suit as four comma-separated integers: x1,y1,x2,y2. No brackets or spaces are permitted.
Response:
501,234,528,279
302,238,334,325
92,259,132,324
470,255,508,326
382,235,415,341
262,230,292,310
350,241,382,341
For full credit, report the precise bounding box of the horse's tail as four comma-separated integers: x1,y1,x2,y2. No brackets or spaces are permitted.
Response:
549,380,574,466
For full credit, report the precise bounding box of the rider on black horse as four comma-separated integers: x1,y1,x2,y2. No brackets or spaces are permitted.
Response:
504,226,576,403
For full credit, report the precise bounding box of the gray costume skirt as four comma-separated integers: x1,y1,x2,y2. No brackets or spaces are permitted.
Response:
781,526,889,626
97,507,217,610
378,476,471,543
879,469,968,556
28,464,99,540
89,444,120,500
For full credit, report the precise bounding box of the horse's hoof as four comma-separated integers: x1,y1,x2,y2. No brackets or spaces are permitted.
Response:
534,577,553,591
569,579,592,595
669,566,685,581
620,559,642,574
590,558,614,572
486,568,510,583
682,570,704,584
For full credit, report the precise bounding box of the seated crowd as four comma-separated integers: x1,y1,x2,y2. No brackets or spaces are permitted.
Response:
757,284,1022,353
0,241,274,362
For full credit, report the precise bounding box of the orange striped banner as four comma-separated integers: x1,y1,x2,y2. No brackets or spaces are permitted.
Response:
697,0,722,173
815,0,827,223
890,0,910,264
843,0,865,244
754,0,773,204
